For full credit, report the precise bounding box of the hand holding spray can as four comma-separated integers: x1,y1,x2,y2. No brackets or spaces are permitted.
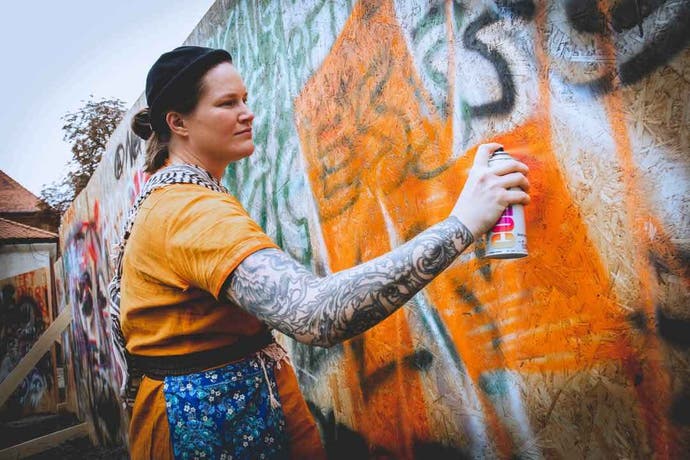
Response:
484,148,528,259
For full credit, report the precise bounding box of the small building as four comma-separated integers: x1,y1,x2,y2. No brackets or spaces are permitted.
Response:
0,169,59,281
0,171,61,430
0,217,58,280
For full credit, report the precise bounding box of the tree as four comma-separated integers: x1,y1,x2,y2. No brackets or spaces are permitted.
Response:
38,180,74,216
40,96,126,214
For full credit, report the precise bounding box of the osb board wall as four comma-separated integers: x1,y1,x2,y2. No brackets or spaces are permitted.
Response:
59,0,689,456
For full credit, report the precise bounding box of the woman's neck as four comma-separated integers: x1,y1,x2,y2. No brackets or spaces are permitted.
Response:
167,147,226,182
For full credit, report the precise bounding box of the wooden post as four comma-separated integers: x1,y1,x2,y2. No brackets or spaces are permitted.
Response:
0,304,72,408
0,422,90,459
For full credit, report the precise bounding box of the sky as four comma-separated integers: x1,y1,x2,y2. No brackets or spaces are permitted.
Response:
0,0,216,196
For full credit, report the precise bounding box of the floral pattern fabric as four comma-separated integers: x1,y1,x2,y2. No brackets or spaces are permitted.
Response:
162,354,288,460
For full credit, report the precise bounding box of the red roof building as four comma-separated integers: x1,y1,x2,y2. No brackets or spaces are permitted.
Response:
0,170,59,233
0,170,42,213
0,170,59,291
0,174,60,425
0,217,58,244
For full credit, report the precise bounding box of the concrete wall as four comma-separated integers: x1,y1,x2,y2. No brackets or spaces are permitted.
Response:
0,243,56,281
58,0,690,456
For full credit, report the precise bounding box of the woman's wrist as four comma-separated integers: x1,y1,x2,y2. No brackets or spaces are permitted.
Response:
444,215,475,251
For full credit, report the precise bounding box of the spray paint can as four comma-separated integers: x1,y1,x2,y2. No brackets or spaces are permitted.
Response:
484,149,528,259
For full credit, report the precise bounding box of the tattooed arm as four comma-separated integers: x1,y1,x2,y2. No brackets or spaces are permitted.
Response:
222,217,473,347
221,143,530,347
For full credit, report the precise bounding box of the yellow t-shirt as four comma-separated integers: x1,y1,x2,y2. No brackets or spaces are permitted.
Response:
121,183,278,356
120,182,325,459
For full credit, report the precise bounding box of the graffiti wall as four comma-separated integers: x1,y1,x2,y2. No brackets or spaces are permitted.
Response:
53,257,80,417
58,199,130,446
59,0,689,456
0,267,58,419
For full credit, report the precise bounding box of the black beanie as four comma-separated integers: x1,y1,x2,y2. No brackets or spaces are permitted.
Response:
146,46,232,131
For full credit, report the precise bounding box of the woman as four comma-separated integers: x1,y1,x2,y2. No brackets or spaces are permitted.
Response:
115,46,529,459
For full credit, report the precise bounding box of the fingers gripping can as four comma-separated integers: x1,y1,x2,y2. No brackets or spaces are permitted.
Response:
484,150,528,259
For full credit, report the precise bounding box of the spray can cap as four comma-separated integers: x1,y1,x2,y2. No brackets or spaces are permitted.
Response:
490,146,509,158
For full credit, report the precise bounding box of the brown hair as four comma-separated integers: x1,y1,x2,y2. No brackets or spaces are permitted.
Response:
130,59,228,173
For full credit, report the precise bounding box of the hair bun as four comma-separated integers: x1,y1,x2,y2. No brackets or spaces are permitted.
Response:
131,108,153,140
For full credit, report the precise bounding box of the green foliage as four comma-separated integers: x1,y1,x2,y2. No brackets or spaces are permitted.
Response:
40,96,126,214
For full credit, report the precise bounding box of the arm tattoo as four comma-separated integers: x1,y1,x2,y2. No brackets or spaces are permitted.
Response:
222,216,474,347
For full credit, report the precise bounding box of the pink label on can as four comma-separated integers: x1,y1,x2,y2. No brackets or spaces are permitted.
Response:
489,205,516,248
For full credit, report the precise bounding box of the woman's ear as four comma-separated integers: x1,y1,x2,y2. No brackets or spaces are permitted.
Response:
166,112,188,137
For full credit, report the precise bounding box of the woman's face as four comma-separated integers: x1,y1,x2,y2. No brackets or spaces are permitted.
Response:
183,62,255,164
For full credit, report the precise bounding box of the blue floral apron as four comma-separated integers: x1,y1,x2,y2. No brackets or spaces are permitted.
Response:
161,345,290,460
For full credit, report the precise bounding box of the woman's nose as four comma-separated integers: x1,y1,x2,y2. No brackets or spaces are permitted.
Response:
239,105,254,123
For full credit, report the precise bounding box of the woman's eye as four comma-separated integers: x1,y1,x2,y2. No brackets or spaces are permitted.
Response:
220,97,248,106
